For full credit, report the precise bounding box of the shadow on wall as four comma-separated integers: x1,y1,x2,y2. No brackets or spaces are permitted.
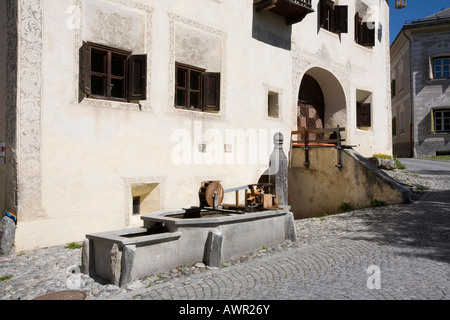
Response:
288,147,410,219
252,8,292,50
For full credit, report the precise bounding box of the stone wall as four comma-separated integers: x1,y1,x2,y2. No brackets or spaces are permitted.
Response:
412,30,450,157
288,147,409,219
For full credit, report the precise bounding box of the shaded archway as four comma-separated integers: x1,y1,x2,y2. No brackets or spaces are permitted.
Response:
298,74,325,140
297,67,347,140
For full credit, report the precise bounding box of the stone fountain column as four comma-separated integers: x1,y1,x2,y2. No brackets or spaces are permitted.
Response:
259,132,288,206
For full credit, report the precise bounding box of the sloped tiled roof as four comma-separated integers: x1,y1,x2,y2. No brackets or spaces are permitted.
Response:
404,7,450,28
424,8,450,19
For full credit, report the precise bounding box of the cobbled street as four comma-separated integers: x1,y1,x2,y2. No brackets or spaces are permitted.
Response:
1,158,449,301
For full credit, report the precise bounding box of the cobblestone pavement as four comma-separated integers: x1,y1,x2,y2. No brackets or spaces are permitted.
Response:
0,158,449,301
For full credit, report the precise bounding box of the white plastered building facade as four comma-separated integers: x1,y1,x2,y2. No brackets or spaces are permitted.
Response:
0,0,391,251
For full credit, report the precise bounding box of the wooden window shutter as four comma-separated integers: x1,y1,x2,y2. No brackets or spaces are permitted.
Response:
362,22,375,46
354,13,361,43
202,72,220,112
430,110,435,133
357,103,371,127
392,117,397,136
81,41,91,95
128,54,147,101
319,0,328,28
333,5,348,33
391,80,396,98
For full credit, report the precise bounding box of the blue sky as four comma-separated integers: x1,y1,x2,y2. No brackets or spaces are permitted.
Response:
389,0,450,44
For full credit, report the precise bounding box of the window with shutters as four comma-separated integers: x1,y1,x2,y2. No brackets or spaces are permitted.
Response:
433,109,450,133
319,0,348,33
81,41,147,102
175,62,220,112
432,57,450,79
357,89,372,129
357,102,371,128
354,13,375,47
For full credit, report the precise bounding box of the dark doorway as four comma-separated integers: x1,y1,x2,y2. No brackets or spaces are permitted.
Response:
298,74,325,141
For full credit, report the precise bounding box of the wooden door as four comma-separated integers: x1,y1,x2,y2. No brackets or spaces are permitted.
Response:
297,75,325,142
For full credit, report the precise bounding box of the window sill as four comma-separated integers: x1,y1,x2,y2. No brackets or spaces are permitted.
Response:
175,106,220,114
353,42,374,52
169,106,222,120
79,97,150,112
88,95,130,103
356,127,372,132
427,78,450,83
319,28,340,38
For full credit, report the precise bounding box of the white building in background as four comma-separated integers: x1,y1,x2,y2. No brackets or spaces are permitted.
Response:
0,0,392,251
391,8,450,158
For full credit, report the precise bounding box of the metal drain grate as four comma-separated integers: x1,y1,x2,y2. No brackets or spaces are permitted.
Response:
33,290,87,300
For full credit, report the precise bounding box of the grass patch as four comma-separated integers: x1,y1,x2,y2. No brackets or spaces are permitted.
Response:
65,242,82,250
0,275,13,281
372,153,406,169
394,157,406,169
336,202,353,213
370,199,387,207
372,153,392,159
427,155,450,162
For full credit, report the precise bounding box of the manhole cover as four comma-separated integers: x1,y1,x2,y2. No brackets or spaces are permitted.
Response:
33,290,87,300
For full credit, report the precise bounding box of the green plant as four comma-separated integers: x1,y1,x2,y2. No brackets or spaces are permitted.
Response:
394,156,406,169
65,242,82,250
0,275,13,281
370,199,387,207
337,202,352,213
372,153,393,160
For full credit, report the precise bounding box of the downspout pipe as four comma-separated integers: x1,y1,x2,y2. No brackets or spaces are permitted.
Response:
401,28,414,158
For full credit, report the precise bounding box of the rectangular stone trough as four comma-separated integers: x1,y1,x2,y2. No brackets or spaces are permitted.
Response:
82,206,296,287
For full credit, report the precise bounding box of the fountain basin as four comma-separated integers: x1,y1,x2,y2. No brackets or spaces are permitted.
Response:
82,206,296,287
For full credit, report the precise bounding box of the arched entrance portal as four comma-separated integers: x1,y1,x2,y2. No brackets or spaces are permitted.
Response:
298,74,325,140
296,68,347,141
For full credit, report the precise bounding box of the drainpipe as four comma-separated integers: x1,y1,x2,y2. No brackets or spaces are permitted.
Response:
401,28,414,158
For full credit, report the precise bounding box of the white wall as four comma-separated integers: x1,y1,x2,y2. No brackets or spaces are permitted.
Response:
13,0,392,250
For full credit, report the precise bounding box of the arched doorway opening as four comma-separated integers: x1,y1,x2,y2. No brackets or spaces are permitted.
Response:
297,68,347,141
298,74,325,141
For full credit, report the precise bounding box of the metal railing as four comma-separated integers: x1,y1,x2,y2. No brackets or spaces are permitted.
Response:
290,0,312,9
290,126,346,168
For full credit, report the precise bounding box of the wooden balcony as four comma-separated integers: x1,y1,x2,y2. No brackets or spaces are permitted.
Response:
254,0,314,25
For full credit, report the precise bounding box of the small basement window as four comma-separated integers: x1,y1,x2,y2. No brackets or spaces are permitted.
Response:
357,103,371,128
130,183,161,216
175,62,221,112
268,91,279,118
81,41,147,102
132,196,141,215
356,89,372,129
